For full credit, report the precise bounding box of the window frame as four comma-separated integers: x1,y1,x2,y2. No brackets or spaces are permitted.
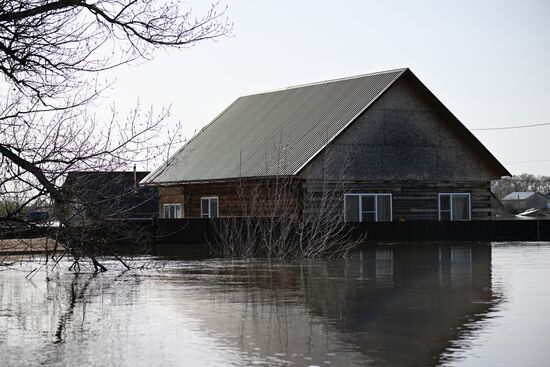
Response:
343,193,393,222
163,203,182,219
200,196,219,218
438,193,471,221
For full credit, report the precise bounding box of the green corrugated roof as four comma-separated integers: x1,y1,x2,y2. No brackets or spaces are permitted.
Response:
142,69,406,184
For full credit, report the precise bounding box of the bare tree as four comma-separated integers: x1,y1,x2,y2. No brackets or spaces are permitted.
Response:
0,1,229,100
0,0,230,270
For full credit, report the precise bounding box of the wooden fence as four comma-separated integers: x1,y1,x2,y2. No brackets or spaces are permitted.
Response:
156,218,550,245
4,219,548,256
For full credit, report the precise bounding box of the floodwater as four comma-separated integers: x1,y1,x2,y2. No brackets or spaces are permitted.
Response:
1,243,549,367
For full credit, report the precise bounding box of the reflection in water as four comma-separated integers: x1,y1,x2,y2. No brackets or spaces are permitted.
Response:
0,244,508,366
300,245,497,366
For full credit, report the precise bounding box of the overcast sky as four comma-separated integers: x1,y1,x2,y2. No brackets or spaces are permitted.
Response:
106,0,550,176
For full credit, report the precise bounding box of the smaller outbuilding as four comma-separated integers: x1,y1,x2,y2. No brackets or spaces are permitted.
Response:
61,171,159,223
501,192,550,211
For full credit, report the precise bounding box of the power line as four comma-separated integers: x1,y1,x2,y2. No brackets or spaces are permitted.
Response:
504,158,550,165
470,122,550,131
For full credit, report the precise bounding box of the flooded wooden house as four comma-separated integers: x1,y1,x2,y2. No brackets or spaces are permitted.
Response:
141,68,510,222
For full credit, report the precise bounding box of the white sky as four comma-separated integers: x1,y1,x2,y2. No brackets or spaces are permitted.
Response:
105,0,550,176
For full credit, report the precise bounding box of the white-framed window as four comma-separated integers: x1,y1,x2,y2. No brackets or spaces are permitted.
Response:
201,196,219,218
344,193,392,222
163,203,182,219
438,193,471,221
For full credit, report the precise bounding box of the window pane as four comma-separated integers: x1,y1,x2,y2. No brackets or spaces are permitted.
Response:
344,195,360,222
362,195,375,212
452,195,470,220
363,212,376,222
440,210,451,221
210,198,218,218
164,204,181,219
377,195,391,222
440,195,450,211
201,198,209,218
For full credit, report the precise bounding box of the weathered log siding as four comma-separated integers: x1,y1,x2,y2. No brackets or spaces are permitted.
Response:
158,185,185,217
303,180,492,221
300,73,504,182
159,179,302,218
295,71,499,221
161,179,491,221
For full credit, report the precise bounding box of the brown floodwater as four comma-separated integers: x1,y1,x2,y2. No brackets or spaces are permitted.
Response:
0,242,549,367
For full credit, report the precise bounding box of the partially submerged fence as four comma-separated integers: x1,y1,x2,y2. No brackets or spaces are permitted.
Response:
355,219,550,241
156,218,550,246
4,219,548,256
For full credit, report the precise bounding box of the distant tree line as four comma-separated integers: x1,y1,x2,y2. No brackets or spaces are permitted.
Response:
492,174,550,199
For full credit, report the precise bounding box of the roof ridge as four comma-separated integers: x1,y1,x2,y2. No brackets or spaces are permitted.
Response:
242,68,409,97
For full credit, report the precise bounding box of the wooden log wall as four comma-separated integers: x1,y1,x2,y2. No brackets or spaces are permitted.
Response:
303,180,492,221
159,178,303,219
160,178,491,221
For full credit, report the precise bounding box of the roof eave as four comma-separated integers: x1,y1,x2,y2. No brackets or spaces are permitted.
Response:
140,174,299,187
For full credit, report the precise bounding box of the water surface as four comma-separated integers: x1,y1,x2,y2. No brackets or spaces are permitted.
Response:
1,243,549,366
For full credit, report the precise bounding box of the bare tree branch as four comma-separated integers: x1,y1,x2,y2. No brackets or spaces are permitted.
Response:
0,0,231,270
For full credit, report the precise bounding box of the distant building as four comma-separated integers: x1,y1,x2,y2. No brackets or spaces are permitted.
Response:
142,68,509,222
62,171,159,223
501,192,550,211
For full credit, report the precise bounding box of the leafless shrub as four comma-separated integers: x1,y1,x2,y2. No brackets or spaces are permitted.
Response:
210,148,364,259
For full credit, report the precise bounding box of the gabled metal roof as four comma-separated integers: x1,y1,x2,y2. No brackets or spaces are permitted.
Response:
63,171,159,218
142,69,406,184
502,192,537,201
